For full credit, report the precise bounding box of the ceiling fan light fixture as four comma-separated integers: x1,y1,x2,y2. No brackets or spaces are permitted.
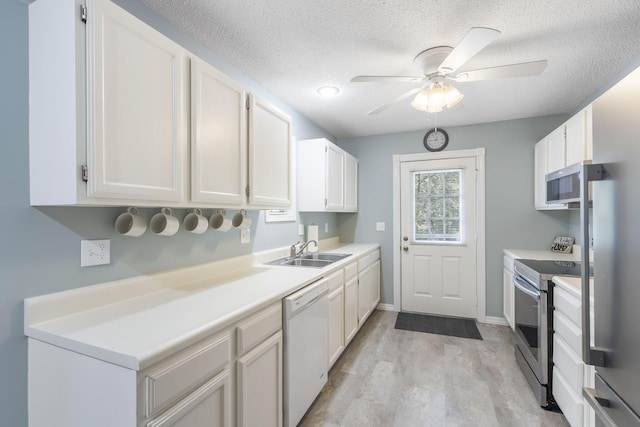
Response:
411,82,462,112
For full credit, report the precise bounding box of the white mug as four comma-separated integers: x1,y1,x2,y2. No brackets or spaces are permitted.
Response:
150,207,180,236
232,209,252,230
115,207,146,237
183,208,208,234
210,210,232,232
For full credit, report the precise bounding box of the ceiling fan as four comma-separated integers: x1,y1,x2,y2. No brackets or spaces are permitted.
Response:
351,27,548,115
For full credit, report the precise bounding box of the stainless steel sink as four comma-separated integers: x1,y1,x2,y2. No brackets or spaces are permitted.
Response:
265,252,351,268
298,253,351,262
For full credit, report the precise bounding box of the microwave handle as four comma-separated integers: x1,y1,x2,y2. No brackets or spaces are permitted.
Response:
581,163,606,367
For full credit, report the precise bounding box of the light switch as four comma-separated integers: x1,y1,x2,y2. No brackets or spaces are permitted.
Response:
241,229,251,244
298,224,305,235
324,223,328,233
81,240,110,267
376,222,386,231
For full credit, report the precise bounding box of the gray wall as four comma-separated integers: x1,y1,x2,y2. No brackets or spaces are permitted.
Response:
0,0,334,425
336,116,575,316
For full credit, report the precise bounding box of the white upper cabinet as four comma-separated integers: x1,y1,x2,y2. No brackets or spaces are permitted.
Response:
247,94,293,209
29,0,188,206
29,0,293,210
191,58,246,207
534,105,593,210
297,138,358,212
87,0,188,202
326,144,345,210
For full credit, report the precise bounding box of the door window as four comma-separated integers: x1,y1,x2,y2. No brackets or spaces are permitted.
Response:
412,169,462,243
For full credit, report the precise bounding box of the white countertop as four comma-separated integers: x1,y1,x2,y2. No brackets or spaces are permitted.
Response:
503,246,583,262
24,241,379,371
552,275,594,302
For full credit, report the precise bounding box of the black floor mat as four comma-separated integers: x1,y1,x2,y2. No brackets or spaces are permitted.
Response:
394,312,483,340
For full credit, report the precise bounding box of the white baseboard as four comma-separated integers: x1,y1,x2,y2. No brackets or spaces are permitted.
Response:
375,303,397,312
482,316,509,326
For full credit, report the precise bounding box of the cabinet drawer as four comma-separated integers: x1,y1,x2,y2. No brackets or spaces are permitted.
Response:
553,334,584,392
143,332,231,417
344,262,357,281
236,302,282,356
146,368,232,427
370,249,380,263
327,269,344,293
554,286,581,325
554,310,582,355
553,369,583,427
357,255,370,271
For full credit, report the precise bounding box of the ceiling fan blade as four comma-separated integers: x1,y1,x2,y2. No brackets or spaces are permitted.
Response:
438,27,501,74
351,75,424,83
366,87,422,115
452,60,548,82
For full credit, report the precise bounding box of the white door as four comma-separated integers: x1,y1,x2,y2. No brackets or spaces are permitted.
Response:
400,157,477,318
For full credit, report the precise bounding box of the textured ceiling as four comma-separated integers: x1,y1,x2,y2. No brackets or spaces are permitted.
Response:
139,0,640,138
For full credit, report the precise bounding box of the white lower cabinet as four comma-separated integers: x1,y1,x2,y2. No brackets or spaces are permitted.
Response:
370,250,381,310
552,284,595,427
327,270,345,368
236,332,283,427
503,254,515,330
344,271,359,345
28,303,282,427
357,255,372,324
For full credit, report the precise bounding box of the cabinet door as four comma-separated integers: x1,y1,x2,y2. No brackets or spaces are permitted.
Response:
503,268,514,330
146,369,231,427
328,286,345,368
546,126,566,173
325,144,344,210
87,0,187,202
344,277,359,344
344,153,358,212
237,332,283,427
248,94,292,208
358,267,371,324
371,260,380,310
191,59,246,206
565,110,587,167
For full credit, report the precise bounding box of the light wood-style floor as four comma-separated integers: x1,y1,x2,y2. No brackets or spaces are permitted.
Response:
300,310,570,427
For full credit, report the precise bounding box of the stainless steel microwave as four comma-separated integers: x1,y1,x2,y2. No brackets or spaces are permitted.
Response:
545,161,603,204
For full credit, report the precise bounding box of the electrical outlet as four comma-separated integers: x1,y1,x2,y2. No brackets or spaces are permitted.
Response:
81,239,110,267
298,224,305,235
376,222,386,231
324,223,328,233
241,228,251,244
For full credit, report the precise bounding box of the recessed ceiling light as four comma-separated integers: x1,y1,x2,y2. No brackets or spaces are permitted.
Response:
317,86,340,97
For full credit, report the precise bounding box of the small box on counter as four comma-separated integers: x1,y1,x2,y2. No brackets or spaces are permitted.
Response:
551,236,574,253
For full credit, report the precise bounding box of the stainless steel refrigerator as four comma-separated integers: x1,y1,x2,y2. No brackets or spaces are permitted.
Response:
583,66,640,426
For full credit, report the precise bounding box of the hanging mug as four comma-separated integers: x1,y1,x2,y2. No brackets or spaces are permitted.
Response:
115,207,146,237
183,208,208,234
232,209,252,230
210,209,232,232
150,208,180,236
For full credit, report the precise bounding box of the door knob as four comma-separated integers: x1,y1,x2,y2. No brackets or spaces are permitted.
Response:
403,246,409,252
403,236,408,241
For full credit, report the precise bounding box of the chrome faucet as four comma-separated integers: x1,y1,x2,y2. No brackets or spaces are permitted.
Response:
290,240,318,257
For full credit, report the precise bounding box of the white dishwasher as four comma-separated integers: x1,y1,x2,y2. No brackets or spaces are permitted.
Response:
283,278,329,427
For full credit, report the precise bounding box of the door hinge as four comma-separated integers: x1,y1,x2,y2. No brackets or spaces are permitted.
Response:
81,165,88,182
325,198,328,207
80,4,87,23
246,186,250,197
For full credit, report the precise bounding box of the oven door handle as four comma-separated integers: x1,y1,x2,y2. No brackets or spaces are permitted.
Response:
513,276,541,299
